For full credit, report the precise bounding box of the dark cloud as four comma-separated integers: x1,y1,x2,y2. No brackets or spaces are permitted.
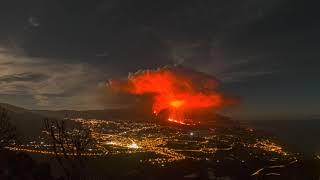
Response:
0,73,48,83
0,0,319,118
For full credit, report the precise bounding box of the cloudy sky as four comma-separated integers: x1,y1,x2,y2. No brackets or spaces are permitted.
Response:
0,0,319,120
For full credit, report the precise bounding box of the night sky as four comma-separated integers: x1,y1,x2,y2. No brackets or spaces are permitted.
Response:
0,0,319,120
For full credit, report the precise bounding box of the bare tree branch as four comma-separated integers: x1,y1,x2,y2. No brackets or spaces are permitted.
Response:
0,108,16,148
42,118,92,179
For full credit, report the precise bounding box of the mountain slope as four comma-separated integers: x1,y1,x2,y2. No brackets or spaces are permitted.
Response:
0,103,46,138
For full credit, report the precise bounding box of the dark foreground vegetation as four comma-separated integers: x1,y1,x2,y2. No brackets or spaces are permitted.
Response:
0,149,54,180
0,149,319,180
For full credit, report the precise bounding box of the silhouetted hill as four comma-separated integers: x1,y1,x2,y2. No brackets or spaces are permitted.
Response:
0,103,29,114
33,108,153,121
0,102,235,138
0,103,47,138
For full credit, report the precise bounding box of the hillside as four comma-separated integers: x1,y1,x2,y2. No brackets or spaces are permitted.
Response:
0,103,235,138
0,103,47,138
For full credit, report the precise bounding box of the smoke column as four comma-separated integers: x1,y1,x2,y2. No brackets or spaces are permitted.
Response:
108,66,236,125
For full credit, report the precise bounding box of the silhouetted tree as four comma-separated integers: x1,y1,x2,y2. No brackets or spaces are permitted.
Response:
43,118,92,179
0,108,16,148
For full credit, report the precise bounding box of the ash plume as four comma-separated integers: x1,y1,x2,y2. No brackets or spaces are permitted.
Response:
107,66,238,123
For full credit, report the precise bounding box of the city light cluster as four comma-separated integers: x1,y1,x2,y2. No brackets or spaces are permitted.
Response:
6,118,292,166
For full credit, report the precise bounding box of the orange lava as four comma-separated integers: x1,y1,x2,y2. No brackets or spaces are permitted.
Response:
168,118,196,126
109,67,233,125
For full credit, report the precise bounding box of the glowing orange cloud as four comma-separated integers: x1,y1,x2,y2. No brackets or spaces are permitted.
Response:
108,66,236,125
170,100,185,108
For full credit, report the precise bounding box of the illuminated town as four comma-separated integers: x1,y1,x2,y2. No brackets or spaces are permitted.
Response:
6,118,296,167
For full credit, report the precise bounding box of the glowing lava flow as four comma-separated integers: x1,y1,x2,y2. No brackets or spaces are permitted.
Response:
109,66,234,125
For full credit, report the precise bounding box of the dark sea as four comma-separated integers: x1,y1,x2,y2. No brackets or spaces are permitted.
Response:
247,119,320,154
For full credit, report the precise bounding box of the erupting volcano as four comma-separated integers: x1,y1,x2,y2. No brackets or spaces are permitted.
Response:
109,66,236,125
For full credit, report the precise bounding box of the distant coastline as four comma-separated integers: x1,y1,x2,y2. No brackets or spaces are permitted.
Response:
246,119,320,154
